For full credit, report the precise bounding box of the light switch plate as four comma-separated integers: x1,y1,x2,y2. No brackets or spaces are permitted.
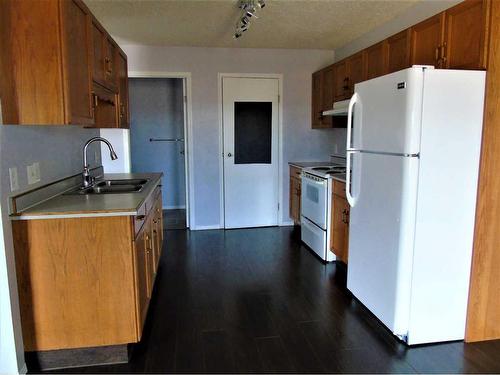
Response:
27,162,41,185
9,167,19,191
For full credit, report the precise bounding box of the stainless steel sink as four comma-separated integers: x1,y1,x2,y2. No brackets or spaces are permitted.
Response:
65,178,149,195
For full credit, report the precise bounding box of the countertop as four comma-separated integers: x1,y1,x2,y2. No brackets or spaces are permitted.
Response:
12,173,163,220
289,161,346,183
288,161,335,169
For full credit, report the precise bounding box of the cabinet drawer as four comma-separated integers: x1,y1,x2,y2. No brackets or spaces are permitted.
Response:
145,185,161,215
290,165,302,179
333,180,346,198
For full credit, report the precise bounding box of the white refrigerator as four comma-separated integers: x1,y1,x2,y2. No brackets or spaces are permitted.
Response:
345,66,486,345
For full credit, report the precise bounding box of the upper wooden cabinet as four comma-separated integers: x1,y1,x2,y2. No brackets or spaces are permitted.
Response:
0,0,94,125
387,29,411,73
117,51,130,128
411,0,490,70
0,0,129,127
346,51,366,93
365,41,388,80
311,71,324,128
410,13,445,68
443,0,490,69
311,0,490,129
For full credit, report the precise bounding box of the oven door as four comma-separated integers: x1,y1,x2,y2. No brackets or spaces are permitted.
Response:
301,172,328,229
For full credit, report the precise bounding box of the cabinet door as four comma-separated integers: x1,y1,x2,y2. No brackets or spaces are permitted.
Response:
117,51,129,128
331,194,350,263
103,37,117,91
143,219,155,297
311,71,324,128
387,29,411,73
365,41,388,80
322,66,334,111
60,0,94,125
333,60,348,101
91,20,106,86
410,13,445,68
134,227,149,338
444,0,489,69
346,51,365,94
289,176,301,223
92,83,118,128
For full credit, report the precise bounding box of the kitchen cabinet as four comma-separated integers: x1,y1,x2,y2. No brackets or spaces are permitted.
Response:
346,51,366,94
117,50,130,128
320,65,334,128
92,83,119,128
311,71,324,128
410,13,445,67
12,185,163,351
443,0,490,69
365,41,388,80
330,181,349,263
0,0,129,127
289,166,302,224
333,60,349,101
0,0,94,125
387,29,411,73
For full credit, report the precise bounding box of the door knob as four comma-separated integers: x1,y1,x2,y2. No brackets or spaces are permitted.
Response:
227,153,233,157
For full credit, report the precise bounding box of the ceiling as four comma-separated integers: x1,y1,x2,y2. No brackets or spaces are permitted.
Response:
84,0,420,50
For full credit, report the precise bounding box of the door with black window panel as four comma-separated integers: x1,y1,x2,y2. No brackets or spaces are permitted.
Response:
222,77,279,229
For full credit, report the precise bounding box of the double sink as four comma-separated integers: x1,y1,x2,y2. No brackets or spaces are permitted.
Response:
66,178,149,195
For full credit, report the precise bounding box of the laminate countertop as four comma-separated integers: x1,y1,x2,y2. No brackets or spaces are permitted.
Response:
288,161,335,169
289,162,346,183
11,173,163,220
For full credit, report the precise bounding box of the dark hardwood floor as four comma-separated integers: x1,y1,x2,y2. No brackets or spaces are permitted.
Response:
42,227,500,373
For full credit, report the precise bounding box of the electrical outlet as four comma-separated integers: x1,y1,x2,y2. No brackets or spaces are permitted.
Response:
9,167,19,191
27,162,41,185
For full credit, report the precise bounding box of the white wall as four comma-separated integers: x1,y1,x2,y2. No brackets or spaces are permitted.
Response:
100,129,131,173
120,45,341,228
335,0,462,61
0,125,101,374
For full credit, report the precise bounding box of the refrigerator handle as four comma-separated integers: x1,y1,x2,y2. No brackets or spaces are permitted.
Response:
346,92,359,151
346,150,356,207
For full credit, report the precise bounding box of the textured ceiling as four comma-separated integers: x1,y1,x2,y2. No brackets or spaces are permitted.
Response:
84,0,420,50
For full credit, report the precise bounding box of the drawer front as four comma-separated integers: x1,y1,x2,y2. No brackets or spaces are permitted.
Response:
333,180,346,198
290,165,302,179
145,185,161,215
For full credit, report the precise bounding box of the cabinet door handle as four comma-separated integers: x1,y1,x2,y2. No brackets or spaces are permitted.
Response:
342,209,346,224
137,215,146,221
92,93,98,108
435,45,440,62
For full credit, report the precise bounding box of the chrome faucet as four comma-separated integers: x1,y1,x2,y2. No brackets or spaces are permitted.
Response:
82,137,118,188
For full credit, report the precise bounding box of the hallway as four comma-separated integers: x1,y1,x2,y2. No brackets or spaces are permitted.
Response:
45,227,500,373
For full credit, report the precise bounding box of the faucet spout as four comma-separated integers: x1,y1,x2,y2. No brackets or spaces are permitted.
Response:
82,137,118,188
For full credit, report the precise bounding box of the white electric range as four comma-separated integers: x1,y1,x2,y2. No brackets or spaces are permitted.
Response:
301,157,346,262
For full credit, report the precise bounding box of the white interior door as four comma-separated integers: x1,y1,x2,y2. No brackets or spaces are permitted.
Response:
222,77,279,229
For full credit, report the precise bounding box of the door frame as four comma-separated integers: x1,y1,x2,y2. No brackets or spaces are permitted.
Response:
128,71,194,228
218,73,284,228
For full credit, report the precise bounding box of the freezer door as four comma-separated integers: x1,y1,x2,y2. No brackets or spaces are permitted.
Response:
349,67,426,155
346,151,419,337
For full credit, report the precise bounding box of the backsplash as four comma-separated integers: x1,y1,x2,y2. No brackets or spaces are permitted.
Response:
0,125,102,197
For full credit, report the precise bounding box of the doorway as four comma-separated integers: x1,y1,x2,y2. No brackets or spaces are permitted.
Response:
221,76,280,229
129,77,189,229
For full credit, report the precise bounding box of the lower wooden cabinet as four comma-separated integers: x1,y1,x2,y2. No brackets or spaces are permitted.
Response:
289,166,302,224
12,186,163,351
330,181,350,263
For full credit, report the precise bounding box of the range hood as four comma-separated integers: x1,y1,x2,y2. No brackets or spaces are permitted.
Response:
322,99,350,116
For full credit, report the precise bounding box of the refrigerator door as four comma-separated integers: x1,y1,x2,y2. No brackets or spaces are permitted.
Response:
346,151,419,337
348,67,426,155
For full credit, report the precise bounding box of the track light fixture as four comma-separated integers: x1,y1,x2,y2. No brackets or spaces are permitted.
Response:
234,0,265,39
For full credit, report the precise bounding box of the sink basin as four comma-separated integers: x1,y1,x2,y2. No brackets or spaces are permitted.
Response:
65,178,149,195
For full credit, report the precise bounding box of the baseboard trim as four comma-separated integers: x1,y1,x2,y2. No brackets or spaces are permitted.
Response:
192,225,222,231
